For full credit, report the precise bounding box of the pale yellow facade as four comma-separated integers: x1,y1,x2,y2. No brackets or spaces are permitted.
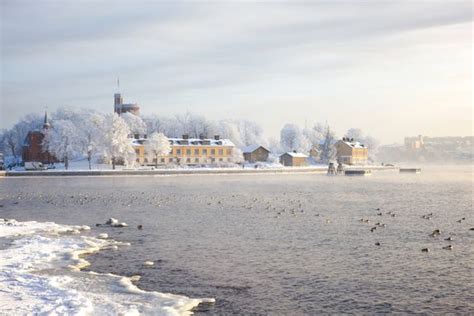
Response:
335,140,369,165
133,140,234,166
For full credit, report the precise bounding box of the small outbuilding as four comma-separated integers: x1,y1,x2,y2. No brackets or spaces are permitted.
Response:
279,152,308,167
242,145,270,163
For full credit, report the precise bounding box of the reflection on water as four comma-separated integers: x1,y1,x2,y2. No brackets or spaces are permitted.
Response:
1,166,473,314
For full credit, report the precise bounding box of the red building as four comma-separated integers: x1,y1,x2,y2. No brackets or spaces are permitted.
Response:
22,112,57,163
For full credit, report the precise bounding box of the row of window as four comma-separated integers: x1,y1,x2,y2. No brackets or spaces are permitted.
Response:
136,157,232,164
134,148,232,156
174,148,231,156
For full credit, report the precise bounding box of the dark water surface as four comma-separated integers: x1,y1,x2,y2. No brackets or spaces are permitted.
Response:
1,166,473,315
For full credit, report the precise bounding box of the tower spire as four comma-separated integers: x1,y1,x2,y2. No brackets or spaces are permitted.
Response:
43,109,50,129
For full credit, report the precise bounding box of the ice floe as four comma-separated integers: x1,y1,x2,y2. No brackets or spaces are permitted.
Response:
0,219,214,315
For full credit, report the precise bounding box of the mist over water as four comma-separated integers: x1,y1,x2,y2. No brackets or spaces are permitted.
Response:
1,166,473,314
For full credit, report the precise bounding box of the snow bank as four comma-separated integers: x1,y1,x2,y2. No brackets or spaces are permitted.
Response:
0,219,214,315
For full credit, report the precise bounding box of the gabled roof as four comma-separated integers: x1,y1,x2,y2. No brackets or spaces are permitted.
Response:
281,152,308,158
338,139,366,149
242,144,270,153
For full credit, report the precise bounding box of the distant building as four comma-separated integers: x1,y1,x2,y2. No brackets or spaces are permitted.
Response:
242,145,270,163
309,146,319,159
114,93,140,116
404,135,424,150
335,138,368,165
279,152,308,167
22,112,57,163
133,134,235,166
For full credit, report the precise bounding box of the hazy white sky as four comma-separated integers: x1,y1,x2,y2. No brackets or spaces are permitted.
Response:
1,0,472,143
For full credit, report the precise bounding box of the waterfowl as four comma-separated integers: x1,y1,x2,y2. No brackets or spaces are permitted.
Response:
421,248,430,252
442,245,453,250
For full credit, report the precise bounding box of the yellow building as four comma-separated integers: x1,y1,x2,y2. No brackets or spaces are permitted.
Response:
133,135,235,166
335,138,369,165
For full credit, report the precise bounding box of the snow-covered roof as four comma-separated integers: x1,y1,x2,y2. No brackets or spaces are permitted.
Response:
168,138,235,147
281,152,308,158
242,144,269,153
131,137,235,147
339,140,366,148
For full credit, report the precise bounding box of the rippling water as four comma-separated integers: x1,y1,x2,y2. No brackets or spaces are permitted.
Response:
1,166,473,314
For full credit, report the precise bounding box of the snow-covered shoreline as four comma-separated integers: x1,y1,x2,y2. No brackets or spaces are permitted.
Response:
0,219,214,315
3,165,397,177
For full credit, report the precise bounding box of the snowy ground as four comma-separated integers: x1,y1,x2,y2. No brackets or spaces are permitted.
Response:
10,159,319,172
0,219,214,315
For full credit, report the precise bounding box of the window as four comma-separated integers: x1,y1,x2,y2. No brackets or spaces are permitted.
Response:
211,158,215,163
194,158,199,163
211,149,215,155
153,158,157,163
144,158,148,163
135,149,140,154
194,149,199,155
202,149,208,155
226,149,232,155
136,158,140,162
219,158,223,162
186,158,191,163
160,158,165,163
218,149,223,155
176,149,181,155
186,149,191,155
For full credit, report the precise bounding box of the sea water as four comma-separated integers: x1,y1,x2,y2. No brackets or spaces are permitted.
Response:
0,166,472,314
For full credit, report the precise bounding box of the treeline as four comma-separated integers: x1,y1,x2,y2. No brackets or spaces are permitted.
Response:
0,107,380,167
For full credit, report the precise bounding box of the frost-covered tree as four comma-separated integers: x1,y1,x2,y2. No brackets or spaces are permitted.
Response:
232,147,244,164
320,125,337,163
77,113,104,170
145,132,171,167
1,113,43,160
43,120,78,169
345,128,364,141
1,130,20,161
237,120,266,147
280,124,299,152
51,107,107,169
99,113,134,169
121,112,146,137
303,127,324,149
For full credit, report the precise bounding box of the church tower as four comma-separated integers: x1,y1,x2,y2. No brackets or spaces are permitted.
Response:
42,110,50,130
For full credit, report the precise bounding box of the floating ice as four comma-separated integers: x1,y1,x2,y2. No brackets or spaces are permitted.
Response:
0,219,214,315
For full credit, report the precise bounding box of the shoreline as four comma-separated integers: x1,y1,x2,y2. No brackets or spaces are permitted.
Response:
2,166,397,177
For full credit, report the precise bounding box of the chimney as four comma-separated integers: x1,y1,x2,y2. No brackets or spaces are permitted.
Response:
182,134,189,140
214,135,220,140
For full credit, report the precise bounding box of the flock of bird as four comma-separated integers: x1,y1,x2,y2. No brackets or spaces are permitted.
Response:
0,189,472,255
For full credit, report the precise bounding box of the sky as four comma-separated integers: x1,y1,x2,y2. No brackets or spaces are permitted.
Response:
1,0,472,144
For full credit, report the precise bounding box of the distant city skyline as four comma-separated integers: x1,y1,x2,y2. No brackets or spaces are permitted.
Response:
1,1,472,144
